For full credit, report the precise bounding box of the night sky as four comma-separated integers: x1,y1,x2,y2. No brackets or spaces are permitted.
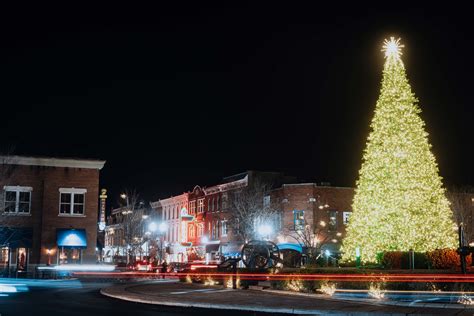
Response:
1,4,473,206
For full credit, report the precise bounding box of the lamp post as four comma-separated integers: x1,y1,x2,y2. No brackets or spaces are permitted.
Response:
120,193,133,265
46,249,52,266
157,222,168,264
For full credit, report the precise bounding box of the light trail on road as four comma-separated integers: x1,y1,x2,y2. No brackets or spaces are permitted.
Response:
72,271,474,283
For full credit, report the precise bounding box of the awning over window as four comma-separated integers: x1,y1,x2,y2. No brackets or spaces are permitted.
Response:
0,227,33,248
277,243,303,253
220,243,242,256
57,229,87,248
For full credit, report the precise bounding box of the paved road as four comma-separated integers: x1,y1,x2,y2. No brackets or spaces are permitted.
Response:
0,279,278,316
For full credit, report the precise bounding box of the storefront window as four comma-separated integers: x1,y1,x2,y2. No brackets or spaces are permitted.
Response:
59,248,82,264
17,248,27,271
0,247,9,267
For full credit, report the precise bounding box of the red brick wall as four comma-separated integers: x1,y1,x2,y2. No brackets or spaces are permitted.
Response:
1,164,100,265
272,184,354,241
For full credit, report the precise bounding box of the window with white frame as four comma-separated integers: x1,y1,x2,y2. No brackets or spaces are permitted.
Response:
263,195,270,208
3,186,32,214
197,224,203,237
59,188,86,215
343,211,351,225
216,196,220,212
221,220,228,236
189,224,195,238
189,200,196,214
328,210,338,231
222,193,227,211
197,198,204,213
293,210,304,230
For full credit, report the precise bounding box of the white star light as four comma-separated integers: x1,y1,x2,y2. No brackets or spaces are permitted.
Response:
382,37,404,59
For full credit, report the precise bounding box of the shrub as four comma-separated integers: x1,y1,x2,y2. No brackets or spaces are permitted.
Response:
381,251,404,269
381,251,428,269
426,248,472,270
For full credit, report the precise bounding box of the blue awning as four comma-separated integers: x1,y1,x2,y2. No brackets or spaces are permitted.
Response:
277,243,303,253
57,229,87,248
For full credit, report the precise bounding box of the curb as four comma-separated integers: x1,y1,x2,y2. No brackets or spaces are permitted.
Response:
262,289,474,310
100,285,408,315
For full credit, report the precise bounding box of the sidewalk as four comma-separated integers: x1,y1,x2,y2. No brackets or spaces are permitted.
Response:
100,280,474,315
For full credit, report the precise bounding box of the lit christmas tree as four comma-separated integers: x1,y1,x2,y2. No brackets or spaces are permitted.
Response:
342,37,457,263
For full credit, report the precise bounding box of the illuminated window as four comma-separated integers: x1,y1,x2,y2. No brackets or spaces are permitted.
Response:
197,198,204,213
189,225,195,238
3,186,32,214
197,224,203,237
59,188,86,215
189,200,196,214
328,210,338,231
221,220,228,236
343,211,351,225
211,220,220,240
293,210,304,230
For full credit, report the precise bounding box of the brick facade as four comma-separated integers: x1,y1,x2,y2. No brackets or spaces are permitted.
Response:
152,171,354,263
0,156,105,272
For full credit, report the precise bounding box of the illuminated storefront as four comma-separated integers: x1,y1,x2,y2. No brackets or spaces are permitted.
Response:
56,229,87,264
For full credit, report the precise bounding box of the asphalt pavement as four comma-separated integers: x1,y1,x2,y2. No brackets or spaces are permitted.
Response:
101,280,474,315
0,278,279,316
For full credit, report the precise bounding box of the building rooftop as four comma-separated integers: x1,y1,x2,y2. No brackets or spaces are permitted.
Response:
0,155,106,170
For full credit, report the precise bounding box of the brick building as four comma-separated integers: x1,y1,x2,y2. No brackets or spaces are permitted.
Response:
0,155,105,274
103,205,154,264
270,183,354,258
152,171,354,265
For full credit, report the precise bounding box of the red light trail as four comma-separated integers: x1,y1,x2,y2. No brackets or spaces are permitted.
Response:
72,271,474,283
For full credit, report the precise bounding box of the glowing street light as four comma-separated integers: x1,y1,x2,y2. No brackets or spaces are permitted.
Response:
158,222,168,234
257,224,273,238
120,193,127,199
149,222,158,232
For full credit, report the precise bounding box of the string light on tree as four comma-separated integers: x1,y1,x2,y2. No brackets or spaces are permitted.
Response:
341,37,457,263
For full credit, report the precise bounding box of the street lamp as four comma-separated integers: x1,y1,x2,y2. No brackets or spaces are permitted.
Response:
257,224,273,239
158,222,168,234
149,222,158,232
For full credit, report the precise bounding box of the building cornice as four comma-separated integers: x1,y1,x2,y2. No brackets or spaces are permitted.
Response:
0,155,106,170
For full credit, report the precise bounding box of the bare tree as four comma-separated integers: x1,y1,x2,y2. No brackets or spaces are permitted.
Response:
228,181,280,242
447,186,474,245
283,221,332,265
115,190,146,264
